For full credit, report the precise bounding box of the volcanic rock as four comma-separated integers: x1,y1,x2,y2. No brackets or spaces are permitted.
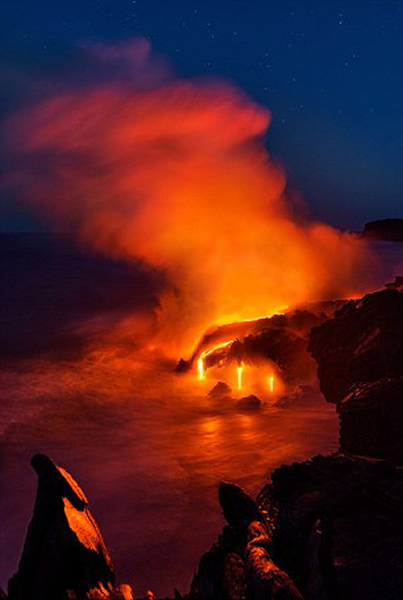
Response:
274,385,324,408
242,328,316,384
219,483,263,536
115,586,134,600
309,287,403,461
208,381,232,399
363,218,403,242
235,395,262,412
339,377,403,462
309,288,403,404
385,275,403,290
175,358,190,373
257,454,403,600
190,483,304,599
7,454,125,600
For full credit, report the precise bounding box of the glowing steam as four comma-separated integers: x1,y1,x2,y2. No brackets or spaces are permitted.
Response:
5,41,372,356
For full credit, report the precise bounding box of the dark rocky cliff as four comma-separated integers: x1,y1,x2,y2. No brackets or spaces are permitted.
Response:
363,218,403,242
309,288,403,462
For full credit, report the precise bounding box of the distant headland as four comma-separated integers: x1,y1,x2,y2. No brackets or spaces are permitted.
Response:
363,218,403,242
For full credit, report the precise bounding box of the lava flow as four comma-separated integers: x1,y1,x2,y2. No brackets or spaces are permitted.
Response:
237,365,243,390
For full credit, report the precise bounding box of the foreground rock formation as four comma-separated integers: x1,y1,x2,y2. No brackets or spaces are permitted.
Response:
7,454,132,600
6,450,403,600
189,483,304,600
187,456,403,600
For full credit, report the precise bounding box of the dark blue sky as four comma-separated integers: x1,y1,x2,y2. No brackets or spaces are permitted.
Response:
1,0,402,230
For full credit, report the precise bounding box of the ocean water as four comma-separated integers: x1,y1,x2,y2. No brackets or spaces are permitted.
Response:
0,234,401,596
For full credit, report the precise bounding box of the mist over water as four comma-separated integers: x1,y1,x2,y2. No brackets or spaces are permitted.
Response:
0,234,401,597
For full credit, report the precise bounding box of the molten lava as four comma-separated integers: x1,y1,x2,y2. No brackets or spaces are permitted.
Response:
237,364,243,391
197,358,204,381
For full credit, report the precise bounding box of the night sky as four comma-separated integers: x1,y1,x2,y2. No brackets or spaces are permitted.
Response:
1,0,402,230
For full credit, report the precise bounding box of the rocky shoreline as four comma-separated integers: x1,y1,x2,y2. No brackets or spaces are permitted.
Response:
3,286,403,599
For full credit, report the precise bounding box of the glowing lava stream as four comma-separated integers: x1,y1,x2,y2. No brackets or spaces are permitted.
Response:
237,364,243,390
198,358,204,381
196,339,240,384
196,339,276,395
198,340,234,369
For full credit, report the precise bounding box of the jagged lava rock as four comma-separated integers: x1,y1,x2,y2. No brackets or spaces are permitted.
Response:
309,288,403,462
235,395,262,412
257,454,403,600
219,483,263,537
190,483,303,599
208,381,232,399
386,276,403,290
309,288,403,405
8,454,119,600
339,377,403,462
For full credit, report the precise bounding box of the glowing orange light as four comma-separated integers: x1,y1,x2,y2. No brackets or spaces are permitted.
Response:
197,340,234,380
269,375,275,393
237,364,243,390
198,358,204,380
200,340,233,360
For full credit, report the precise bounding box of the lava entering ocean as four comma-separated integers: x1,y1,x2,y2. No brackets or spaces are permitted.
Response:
4,39,374,386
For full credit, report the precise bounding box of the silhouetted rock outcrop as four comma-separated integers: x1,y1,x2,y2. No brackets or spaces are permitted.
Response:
235,394,262,412
208,381,232,399
186,453,403,600
309,288,403,462
363,218,403,242
257,454,403,600
310,289,403,404
385,276,403,290
8,454,132,600
189,483,304,600
338,377,403,462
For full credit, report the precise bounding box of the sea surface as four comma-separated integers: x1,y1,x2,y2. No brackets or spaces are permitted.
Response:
0,233,402,597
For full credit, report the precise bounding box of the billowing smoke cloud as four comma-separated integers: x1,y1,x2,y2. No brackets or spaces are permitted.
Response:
5,40,372,355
